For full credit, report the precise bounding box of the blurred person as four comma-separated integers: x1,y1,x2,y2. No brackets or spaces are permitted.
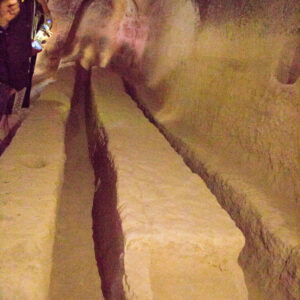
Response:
0,0,52,140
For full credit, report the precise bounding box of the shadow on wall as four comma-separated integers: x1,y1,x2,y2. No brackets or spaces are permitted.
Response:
61,0,95,58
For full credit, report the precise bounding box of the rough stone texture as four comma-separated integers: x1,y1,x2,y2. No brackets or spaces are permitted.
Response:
127,45,300,299
0,66,104,299
32,0,300,221
126,59,300,298
125,27,300,206
4,0,298,298
0,94,66,298
39,0,300,206
35,0,129,79
134,124,300,299
126,65,300,298
117,2,299,299
90,67,248,299
44,66,104,299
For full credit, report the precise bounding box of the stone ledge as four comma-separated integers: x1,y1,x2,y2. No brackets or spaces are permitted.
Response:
0,104,66,299
126,83,300,299
155,130,300,300
89,68,248,299
0,68,74,299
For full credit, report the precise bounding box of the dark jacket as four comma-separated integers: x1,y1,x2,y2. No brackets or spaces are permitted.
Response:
0,0,33,91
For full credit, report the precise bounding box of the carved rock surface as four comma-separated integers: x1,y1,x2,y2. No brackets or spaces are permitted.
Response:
89,67,248,299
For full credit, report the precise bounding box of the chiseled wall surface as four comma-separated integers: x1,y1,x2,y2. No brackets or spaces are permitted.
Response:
125,0,300,205
40,0,299,203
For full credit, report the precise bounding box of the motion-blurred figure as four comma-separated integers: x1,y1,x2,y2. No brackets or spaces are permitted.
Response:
35,0,148,81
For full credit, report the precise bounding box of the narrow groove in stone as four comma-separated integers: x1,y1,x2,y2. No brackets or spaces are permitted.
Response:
84,66,126,300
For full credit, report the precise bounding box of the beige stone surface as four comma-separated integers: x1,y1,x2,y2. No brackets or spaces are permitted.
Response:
90,67,248,299
1,0,298,299
128,33,300,300
120,5,299,299
41,67,104,300
0,66,103,299
145,126,300,299
0,99,66,299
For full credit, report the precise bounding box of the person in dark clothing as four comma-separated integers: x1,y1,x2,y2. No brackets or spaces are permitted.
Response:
0,0,51,140
0,1,33,84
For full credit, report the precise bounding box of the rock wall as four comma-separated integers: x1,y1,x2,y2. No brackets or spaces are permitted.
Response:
44,0,298,204
122,0,300,205
116,1,300,298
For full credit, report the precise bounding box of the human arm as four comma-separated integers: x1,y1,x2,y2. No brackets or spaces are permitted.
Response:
36,0,50,15
37,0,53,30
0,82,13,95
0,82,16,97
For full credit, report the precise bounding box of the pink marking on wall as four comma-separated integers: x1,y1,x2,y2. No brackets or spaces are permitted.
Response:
116,16,149,60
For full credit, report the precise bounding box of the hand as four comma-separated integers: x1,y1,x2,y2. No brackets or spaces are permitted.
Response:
32,46,42,55
9,88,16,96
36,0,50,15
44,13,53,29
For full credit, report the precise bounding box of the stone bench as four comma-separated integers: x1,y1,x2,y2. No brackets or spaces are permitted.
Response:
0,69,72,299
88,68,248,299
